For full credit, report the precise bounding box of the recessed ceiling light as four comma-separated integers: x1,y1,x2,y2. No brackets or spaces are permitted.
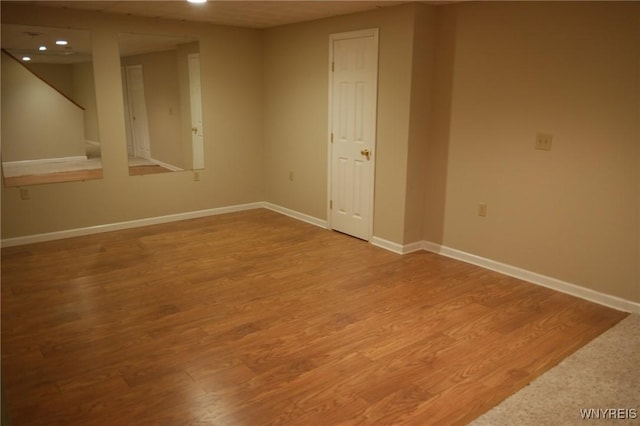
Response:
22,56,31,62
55,40,68,46
39,46,47,51
187,0,207,3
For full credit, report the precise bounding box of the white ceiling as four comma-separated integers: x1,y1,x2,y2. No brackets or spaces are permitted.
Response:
1,23,198,63
7,1,419,29
2,0,456,63
1,24,94,63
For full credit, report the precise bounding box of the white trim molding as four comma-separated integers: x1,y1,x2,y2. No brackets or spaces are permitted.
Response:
1,202,327,248
1,202,264,248
263,203,328,229
149,158,183,172
2,203,637,314
370,237,423,255
369,238,638,313
422,241,640,314
370,236,405,254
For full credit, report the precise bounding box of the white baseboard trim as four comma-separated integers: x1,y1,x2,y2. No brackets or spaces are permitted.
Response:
370,236,404,254
370,237,424,255
421,240,443,254
1,202,327,248
403,241,426,254
280,220,637,314
1,202,264,248
3,203,637,314
263,202,327,229
149,158,183,172
419,241,639,314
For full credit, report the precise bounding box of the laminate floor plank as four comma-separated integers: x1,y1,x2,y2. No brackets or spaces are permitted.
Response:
1,209,628,425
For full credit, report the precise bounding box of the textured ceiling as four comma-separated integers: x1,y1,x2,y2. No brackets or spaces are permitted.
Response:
1,23,198,63
2,0,455,63
8,1,415,29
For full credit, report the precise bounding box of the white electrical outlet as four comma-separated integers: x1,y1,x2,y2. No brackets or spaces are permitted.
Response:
535,133,553,151
478,203,487,217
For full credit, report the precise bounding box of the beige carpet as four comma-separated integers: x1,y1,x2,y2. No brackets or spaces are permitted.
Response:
470,314,639,425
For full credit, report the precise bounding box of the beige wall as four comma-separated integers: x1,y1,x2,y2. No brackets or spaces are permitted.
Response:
423,6,456,246
263,3,421,243
1,51,86,162
26,62,74,97
438,2,640,301
1,2,638,304
26,61,100,142
72,61,100,143
1,3,264,237
403,4,436,245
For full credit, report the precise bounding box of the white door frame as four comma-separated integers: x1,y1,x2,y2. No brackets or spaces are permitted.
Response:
188,53,204,170
327,28,379,241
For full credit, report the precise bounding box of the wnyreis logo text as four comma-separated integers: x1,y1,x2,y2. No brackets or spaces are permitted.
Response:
580,408,638,420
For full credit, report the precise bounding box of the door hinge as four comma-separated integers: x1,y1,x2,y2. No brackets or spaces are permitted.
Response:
330,133,334,143
331,62,334,72
330,200,333,209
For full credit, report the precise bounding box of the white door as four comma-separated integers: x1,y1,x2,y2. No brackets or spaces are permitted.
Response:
125,65,151,159
188,53,204,170
121,67,134,156
328,29,379,241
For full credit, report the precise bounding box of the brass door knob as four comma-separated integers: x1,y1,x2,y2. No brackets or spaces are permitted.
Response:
361,149,370,159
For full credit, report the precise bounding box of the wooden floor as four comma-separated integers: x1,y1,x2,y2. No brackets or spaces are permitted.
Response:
128,164,174,176
1,209,627,425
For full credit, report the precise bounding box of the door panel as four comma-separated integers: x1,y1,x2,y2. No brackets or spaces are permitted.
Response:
329,29,379,241
125,65,151,160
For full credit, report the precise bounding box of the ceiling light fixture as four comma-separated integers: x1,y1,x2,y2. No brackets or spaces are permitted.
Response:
187,0,207,3
39,46,47,51
22,56,31,61
55,40,68,45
